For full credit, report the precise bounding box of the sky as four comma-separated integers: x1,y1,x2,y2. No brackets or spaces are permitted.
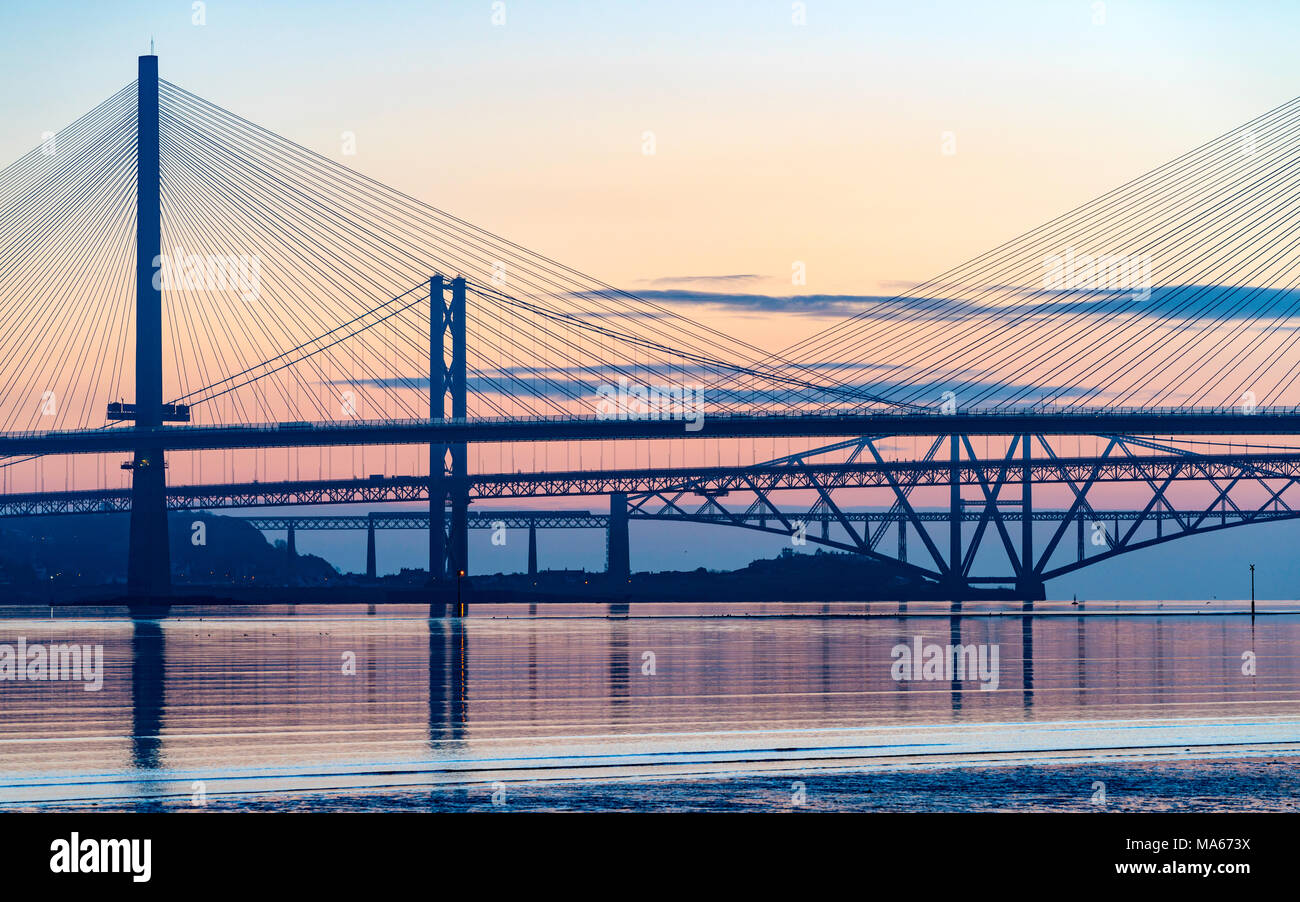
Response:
4,0,1300,596
5,0,1300,302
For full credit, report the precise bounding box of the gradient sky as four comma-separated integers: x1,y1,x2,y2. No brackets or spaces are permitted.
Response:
5,0,1300,305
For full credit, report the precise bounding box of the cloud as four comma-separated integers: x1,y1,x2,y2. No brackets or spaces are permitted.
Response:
628,289,889,316
639,274,766,288
618,284,1300,323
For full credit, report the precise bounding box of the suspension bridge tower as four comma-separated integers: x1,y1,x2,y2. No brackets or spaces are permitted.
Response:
122,53,172,597
429,275,469,583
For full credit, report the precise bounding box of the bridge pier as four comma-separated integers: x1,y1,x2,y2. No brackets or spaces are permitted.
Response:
125,53,171,598
449,276,469,578
286,522,297,585
606,491,630,582
429,275,446,582
429,275,469,581
366,515,377,580
527,520,538,579
1016,433,1043,598
944,432,963,594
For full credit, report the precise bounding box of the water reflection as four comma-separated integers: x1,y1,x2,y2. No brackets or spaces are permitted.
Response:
99,608,1300,756
1021,613,1034,713
948,610,962,714
1076,614,1086,708
427,615,468,744
609,619,629,722
2,604,1298,807
130,618,165,770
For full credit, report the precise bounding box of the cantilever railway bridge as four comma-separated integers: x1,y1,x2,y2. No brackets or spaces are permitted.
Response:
7,55,1300,597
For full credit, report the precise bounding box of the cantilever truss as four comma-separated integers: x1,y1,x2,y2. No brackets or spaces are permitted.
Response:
6,433,1300,593
627,433,1300,592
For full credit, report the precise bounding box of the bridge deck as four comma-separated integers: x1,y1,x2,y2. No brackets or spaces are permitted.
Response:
6,408,1300,455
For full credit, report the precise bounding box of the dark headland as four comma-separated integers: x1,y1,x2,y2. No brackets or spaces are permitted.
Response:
0,513,1020,605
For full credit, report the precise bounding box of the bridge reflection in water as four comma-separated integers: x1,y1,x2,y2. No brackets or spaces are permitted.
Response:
0,604,1296,808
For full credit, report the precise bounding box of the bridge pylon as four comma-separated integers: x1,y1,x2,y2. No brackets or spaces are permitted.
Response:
941,432,964,597
527,520,538,579
125,53,171,598
429,275,469,582
285,521,297,586
606,491,630,582
1015,433,1045,600
366,514,377,580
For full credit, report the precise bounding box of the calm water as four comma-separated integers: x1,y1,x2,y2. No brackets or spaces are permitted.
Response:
0,601,1298,811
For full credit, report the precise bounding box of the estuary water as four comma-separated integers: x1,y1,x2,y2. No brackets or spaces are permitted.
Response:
0,601,1298,811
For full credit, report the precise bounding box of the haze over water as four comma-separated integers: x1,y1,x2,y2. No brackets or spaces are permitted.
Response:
0,602,1297,811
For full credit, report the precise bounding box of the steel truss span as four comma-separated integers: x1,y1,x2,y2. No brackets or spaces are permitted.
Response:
6,433,1300,592
8,444,1300,513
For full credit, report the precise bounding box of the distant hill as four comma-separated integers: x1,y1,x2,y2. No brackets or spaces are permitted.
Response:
0,513,337,588
468,546,1016,601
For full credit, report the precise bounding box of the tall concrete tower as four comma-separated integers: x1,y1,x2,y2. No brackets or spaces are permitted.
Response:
125,53,171,596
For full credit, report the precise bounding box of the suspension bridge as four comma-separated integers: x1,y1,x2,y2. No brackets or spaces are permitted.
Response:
6,54,1300,599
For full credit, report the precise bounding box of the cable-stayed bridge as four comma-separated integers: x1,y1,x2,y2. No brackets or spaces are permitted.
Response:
6,54,1300,598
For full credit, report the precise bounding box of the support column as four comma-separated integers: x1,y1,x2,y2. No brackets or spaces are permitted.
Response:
1077,513,1085,562
607,492,630,582
1018,434,1042,598
427,273,468,591
449,276,469,578
1022,435,1033,568
527,520,538,579
286,522,297,585
429,275,447,582
898,519,907,563
366,515,377,580
948,433,962,587
126,53,170,597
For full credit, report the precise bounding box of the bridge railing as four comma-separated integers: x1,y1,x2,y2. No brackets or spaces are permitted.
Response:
8,403,1300,440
